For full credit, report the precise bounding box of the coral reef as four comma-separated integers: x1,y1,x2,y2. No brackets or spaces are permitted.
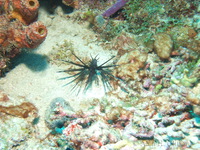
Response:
45,97,74,131
0,0,47,76
45,97,133,149
43,1,200,148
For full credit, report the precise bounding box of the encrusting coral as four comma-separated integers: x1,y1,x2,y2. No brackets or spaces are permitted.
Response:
0,0,47,76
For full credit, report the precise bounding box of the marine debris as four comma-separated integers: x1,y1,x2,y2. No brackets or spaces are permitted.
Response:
0,0,47,76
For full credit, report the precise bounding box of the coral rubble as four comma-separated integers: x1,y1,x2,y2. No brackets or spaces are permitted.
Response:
0,0,47,76
0,91,39,149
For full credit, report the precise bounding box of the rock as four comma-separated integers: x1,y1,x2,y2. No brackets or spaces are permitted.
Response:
45,97,74,130
153,33,173,60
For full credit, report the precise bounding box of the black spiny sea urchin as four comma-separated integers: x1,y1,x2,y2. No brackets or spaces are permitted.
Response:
58,53,120,94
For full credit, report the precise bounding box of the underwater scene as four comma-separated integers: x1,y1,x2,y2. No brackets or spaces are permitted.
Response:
0,0,200,149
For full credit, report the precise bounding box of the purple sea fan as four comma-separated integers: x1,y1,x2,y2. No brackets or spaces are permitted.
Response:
102,0,129,17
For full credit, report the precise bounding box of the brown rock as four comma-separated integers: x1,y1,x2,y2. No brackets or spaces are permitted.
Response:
188,28,197,38
0,102,38,118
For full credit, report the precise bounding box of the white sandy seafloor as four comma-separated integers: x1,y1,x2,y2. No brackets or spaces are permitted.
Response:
0,5,118,149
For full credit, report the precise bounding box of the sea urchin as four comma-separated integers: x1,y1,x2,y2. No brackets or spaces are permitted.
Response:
58,53,119,94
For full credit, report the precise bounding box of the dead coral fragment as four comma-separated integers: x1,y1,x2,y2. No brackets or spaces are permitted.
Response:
0,102,38,118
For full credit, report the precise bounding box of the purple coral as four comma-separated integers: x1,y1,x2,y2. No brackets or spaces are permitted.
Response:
102,0,129,17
